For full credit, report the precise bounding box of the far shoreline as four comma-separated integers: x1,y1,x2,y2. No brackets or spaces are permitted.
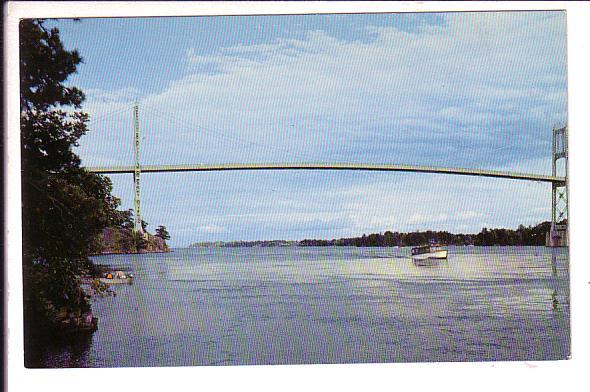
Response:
91,248,172,256
188,220,565,248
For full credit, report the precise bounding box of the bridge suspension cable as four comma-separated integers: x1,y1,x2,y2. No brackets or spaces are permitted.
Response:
146,105,317,162
86,104,135,124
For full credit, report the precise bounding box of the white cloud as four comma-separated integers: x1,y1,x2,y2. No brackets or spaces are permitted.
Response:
80,12,566,170
74,12,566,245
85,87,141,103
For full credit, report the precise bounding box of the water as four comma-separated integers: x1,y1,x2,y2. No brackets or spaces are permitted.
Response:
29,246,570,367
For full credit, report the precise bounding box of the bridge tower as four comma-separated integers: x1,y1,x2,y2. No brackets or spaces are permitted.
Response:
133,102,143,234
548,125,568,247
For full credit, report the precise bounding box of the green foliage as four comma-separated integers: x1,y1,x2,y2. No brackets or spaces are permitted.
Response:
473,221,554,246
19,20,85,112
21,19,121,338
299,221,555,247
95,209,169,254
114,208,135,230
133,231,149,252
155,225,170,241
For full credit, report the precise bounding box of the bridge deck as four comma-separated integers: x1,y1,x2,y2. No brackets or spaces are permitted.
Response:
86,163,566,184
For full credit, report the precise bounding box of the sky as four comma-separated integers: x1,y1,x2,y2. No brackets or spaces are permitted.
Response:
48,11,567,246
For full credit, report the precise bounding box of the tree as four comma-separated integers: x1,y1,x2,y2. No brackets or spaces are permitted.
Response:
133,231,149,252
20,19,121,342
155,225,170,241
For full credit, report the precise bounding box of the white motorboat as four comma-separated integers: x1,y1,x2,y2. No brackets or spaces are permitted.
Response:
411,244,448,265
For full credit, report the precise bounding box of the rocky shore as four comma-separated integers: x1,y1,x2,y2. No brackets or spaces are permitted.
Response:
94,227,169,255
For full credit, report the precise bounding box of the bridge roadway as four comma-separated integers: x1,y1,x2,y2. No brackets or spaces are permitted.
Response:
86,163,566,184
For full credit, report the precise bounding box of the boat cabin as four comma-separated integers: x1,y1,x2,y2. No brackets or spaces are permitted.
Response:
411,244,446,256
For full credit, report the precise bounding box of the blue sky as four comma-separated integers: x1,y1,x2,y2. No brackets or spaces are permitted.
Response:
49,11,567,246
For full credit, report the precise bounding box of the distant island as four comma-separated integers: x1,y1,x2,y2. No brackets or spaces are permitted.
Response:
190,221,560,248
192,239,296,248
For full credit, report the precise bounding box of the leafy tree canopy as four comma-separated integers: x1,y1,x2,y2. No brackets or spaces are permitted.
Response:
20,19,122,338
20,19,84,112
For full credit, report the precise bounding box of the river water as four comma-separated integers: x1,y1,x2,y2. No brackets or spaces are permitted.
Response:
28,246,570,367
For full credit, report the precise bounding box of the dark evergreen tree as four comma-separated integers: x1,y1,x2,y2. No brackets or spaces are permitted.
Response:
297,222,552,247
20,19,121,345
155,225,170,241
141,219,148,232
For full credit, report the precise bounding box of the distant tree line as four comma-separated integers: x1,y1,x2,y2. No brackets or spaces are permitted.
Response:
299,221,560,247
192,221,561,248
192,240,295,248
221,240,294,247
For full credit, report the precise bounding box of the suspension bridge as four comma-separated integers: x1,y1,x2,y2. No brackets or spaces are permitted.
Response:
86,103,568,246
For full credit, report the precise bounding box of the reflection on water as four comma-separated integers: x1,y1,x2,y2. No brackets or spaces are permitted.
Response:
27,246,570,367
27,332,93,368
551,249,561,312
412,258,448,268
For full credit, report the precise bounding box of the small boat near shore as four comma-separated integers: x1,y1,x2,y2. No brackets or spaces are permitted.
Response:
81,270,134,285
101,270,134,284
411,244,448,266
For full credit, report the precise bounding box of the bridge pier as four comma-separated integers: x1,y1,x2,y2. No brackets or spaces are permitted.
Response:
547,125,568,247
547,223,568,247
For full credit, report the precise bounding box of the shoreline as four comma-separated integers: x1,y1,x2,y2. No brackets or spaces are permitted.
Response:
188,243,566,249
91,248,171,256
